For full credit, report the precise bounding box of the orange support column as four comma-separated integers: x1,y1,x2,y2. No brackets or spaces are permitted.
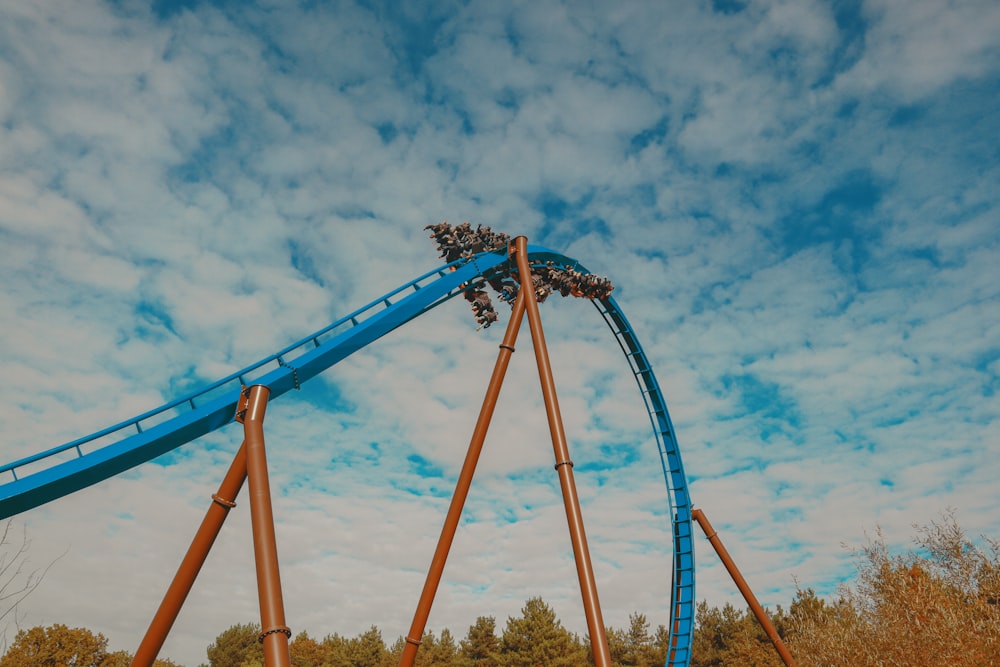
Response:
240,385,292,667
513,237,612,667
132,442,249,667
692,508,798,667
397,289,528,667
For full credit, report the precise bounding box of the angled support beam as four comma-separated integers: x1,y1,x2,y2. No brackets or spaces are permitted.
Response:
397,287,528,667
132,442,249,667
513,236,612,667
692,508,798,667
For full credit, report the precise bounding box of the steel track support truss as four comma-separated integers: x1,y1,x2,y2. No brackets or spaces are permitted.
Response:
132,385,291,667
121,237,687,666
398,237,612,667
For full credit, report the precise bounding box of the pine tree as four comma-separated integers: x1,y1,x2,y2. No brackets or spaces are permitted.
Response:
500,597,586,667
416,628,459,667
459,616,500,667
614,612,657,667
347,626,388,667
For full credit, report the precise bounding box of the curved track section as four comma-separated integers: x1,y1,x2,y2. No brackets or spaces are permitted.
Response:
592,298,694,666
0,244,695,666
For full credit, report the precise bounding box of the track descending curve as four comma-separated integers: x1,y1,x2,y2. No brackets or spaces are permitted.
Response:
0,244,695,666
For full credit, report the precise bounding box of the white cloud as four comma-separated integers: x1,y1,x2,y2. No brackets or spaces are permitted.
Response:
0,1,997,666
840,0,1000,101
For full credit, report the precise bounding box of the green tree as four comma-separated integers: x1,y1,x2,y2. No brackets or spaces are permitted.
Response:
690,601,783,667
415,628,458,667
345,626,388,667
318,632,351,665
205,622,264,667
500,597,586,667
385,635,406,667
605,612,657,667
650,624,671,665
459,616,500,667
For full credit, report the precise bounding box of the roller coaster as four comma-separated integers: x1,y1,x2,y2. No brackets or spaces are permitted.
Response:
0,233,697,667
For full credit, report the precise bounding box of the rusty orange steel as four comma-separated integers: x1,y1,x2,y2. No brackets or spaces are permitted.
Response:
692,508,798,667
397,288,528,667
513,236,612,667
242,385,292,667
132,442,249,667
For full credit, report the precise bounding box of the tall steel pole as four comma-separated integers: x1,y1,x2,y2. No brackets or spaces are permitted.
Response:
692,508,798,667
397,288,528,667
513,236,612,667
242,385,292,667
132,442,249,667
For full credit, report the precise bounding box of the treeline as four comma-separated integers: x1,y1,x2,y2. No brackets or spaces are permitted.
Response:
2,511,998,666
199,598,666,667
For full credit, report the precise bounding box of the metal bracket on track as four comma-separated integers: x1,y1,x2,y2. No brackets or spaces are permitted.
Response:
235,386,251,424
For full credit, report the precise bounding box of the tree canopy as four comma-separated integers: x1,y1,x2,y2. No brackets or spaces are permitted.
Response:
0,624,180,667
499,597,587,667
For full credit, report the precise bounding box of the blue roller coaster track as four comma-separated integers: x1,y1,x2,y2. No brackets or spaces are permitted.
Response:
0,244,695,666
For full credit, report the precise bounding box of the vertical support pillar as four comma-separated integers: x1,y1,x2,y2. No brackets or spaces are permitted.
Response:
241,385,292,667
692,508,798,667
397,289,528,667
513,237,612,667
132,442,249,667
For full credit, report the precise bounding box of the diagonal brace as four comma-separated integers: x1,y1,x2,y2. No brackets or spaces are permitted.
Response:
513,235,612,667
397,287,528,667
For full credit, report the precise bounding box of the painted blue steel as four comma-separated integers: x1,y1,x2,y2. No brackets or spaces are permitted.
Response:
593,298,694,666
0,254,507,517
0,244,695,667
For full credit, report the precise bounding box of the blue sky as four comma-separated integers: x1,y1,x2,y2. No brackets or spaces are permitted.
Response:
1,0,998,664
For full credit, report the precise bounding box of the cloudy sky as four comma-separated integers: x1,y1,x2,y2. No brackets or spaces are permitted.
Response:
1,0,998,664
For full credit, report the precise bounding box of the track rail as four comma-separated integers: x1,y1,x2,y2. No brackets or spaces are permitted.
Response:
0,244,695,666
593,298,694,665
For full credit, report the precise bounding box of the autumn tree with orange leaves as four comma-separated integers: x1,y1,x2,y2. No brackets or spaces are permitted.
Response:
788,509,1000,666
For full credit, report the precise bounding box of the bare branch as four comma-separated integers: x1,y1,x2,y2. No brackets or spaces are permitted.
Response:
0,520,63,648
